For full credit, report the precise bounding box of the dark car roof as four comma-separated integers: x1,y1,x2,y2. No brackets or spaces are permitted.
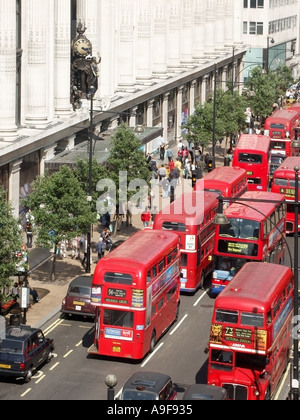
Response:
5,326,41,341
69,275,93,289
182,384,228,400
123,372,172,392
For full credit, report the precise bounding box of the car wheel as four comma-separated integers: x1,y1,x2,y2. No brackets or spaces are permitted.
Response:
46,351,53,363
149,331,156,353
24,368,33,383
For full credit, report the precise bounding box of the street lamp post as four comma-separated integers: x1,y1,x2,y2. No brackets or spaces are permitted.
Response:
266,37,275,74
86,86,95,274
212,64,217,161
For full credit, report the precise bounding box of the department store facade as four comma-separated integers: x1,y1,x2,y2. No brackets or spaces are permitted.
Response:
0,0,258,219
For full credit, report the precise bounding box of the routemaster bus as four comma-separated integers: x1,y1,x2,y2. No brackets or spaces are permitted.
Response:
210,191,286,295
264,108,299,158
232,134,271,191
88,230,181,360
153,191,219,292
207,262,294,400
194,166,248,207
271,156,300,234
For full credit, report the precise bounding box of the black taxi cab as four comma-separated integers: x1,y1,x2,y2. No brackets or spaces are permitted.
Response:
0,325,54,383
119,372,177,400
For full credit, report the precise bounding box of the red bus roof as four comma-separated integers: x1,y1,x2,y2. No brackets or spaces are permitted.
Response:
93,230,179,277
235,134,270,153
153,191,219,227
214,262,293,313
273,156,300,179
197,166,247,189
224,191,285,220
265,109,299,125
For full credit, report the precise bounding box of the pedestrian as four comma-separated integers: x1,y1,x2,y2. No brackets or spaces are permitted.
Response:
27,279,39,303
166,147,174,162
96,237,105,260
157,164,167,181
168,158,175,173
26,221,33,248
81,235,88,267
159,142,166,160
25,208,34,224
161,177,170,198
141,207,151,228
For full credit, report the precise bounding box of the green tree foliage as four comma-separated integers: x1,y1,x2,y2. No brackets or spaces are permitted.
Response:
23,165,96,280
105,124,150,203
183,89,247,152
0,187,23,300
245,65,294,119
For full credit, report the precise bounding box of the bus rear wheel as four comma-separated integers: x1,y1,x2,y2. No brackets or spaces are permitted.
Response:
149,331,156,353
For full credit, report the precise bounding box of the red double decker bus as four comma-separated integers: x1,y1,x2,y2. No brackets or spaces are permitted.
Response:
153,191,219,292
264,109,299,158
271,156,300,234
232,134,271,191
207,262,294,400
211,191,286,295
88,230,181,360
194,166,248,207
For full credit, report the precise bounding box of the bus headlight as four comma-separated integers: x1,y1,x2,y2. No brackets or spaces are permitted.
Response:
213,272,217,279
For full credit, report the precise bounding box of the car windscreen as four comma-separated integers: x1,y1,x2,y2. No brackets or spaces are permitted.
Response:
122,390,157,400
0,338,23,354
68,286,90,296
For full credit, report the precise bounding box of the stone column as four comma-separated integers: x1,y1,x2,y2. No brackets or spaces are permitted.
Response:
9,160,23,219
130,107,138,127
54,0,72,116
193,0,205,61
24,0,55,128
175,86,184,142
40,144,57,176
201,75,209,104
180,0,194,67
152,1,168,78
136,0,153,84
203,0,216,56
147,99,154,127
117,0,136,92
167,0,182,73
162,93,169,143
0,0,18,138
190,80,197,115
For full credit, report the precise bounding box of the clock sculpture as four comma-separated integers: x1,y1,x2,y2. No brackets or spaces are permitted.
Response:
71,21,101,108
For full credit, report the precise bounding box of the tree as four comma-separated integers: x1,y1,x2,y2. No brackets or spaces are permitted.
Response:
100,124,151,235
0,187,23,302
22,165,96,281
183,88,247,153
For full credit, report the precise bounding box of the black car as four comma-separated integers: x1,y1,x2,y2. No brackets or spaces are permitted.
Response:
182,384,228,400
0,325,54,383
119,371,177,400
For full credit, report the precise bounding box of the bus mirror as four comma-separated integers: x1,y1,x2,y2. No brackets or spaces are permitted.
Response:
180,272,183,278
204,347,209,354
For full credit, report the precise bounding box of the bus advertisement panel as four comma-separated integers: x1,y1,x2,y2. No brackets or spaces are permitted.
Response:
207,262,294,400
88,230,181,360
194,166,248,206
264,109,299,158
210,191,286,295
271,156,300,233
232,134,270,191
153,191,219,292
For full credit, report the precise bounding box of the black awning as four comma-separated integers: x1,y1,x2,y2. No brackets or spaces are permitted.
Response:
28,248,53,273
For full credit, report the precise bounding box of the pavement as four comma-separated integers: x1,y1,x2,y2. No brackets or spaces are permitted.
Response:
9,135,228,329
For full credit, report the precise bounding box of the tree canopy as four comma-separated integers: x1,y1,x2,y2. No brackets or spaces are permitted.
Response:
22,165,96,280
0,187,24,300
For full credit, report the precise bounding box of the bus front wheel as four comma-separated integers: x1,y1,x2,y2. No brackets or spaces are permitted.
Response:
149,331,156,353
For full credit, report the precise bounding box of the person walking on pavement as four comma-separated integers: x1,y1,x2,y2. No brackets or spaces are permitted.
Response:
159,142,165,160
26,222,33,248
166,147,174,162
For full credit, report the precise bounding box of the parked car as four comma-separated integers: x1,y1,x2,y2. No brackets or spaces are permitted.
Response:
119,371,177,400
61,275,96,318
0,325,54,383
182,384,228,400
